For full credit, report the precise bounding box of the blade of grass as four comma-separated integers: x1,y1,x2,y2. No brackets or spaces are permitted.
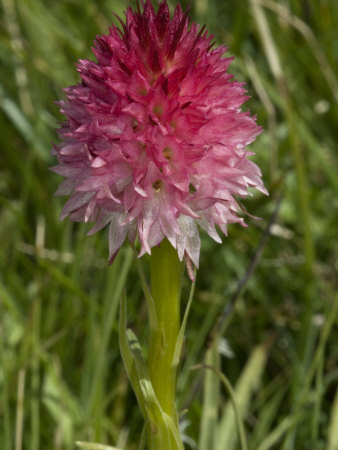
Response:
281,290,338,448
328,388,338,450
256,0,338,103
251,387,288,448
197,340,220,450
215,345,267,450
30,296,41,450
15,369,25,450
256,414,303,450
0,329,12,450
76,442,122,450
250,2,317,446
85,248,133,420
194,359,249,450
42,357,82,448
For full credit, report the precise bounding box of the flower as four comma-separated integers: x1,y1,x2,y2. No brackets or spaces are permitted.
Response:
52,0,267,268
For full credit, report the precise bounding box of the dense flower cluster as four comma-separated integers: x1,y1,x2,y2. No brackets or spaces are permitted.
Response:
52,0,267,267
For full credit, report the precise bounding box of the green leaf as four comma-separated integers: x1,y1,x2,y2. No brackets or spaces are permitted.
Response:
135,256,158,330
118,293,148,420
173,273,196,370
138,425,147,450
119,294,184,450
126,329,164,427
127,328,184,450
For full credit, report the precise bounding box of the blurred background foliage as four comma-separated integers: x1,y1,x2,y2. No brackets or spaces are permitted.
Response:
0,0,338,449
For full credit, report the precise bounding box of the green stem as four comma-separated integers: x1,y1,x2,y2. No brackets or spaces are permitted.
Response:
148,239,184,449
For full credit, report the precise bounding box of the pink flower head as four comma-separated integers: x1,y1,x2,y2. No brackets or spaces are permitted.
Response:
52,0,267,268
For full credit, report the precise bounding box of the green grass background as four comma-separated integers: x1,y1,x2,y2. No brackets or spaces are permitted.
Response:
1,0,338,448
